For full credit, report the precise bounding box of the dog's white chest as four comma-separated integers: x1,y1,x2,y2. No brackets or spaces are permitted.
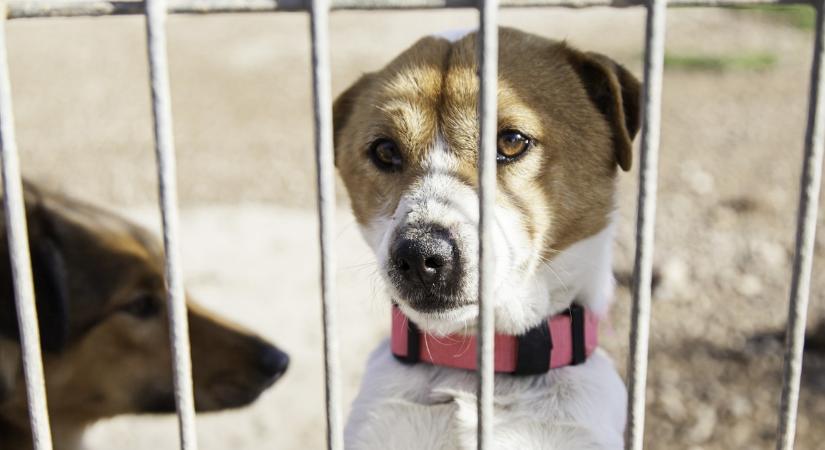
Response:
345,340,627,450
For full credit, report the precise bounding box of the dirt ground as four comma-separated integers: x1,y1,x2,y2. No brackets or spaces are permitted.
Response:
5,5,825,450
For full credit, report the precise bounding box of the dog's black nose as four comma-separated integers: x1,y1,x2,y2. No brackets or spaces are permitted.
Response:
257,344,289,381
391,227,457,288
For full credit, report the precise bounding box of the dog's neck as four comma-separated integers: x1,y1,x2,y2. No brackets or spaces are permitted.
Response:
490,221,617,335
1,340,87,450
542,220,616,316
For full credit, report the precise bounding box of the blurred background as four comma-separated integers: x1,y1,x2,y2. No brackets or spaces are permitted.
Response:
5,3,825,449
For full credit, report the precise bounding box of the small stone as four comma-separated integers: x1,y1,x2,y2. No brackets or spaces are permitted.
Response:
687,405,717,444
660,388,687,421
658,257,691,300
728,395,752,418
752,240,787,269
721,196,760,214
766,186,789,210
712,206,738,228
736,274,763,297
684,167,715,196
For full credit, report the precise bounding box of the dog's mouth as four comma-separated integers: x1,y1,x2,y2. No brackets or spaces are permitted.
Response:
406,295,460,313
388,274,468,314
396,301,480,336
197,379,269,412
136,372,283,414
386,264,476,320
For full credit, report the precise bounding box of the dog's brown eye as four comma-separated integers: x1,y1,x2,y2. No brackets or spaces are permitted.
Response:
124,294,161,319
369,138,402,172
497,130,531,162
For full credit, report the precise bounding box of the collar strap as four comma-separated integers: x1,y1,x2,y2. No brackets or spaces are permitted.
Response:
391,304,598,375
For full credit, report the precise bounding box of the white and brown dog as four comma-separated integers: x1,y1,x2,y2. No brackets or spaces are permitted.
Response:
334,27,640,449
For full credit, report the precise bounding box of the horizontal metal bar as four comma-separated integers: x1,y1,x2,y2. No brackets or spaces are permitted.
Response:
6,0,816,20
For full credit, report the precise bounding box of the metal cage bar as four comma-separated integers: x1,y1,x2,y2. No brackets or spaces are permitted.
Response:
144,0,199,448
476,1,498,449
308,1,344,449
777,2,825,449
0,6,54,450
3,0,819,20
626,0,667,448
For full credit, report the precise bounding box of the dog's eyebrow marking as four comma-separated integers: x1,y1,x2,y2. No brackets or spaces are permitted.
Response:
424,135,451,163
377,100,432,146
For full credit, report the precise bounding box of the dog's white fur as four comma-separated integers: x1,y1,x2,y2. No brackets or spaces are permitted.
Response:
347,128,625,448
346,345,625,449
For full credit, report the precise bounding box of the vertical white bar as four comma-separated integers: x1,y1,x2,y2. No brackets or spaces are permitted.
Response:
308,1,343,449
0,6,54,450
776,3,825,450
143,0,198,449
626,0,667,449
476,1,497,449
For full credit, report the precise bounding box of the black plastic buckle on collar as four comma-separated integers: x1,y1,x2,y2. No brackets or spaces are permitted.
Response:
514,320,553,375
513,303,588,375
394,317,421,365
569,303,587,366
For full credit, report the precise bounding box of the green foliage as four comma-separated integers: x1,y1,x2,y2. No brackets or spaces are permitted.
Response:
664,52,777,72
736,5,816,31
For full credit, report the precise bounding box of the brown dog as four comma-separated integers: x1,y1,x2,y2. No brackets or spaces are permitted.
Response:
0,183,288,450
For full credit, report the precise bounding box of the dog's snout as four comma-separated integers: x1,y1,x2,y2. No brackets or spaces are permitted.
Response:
257,344,290,381
391,227,457,291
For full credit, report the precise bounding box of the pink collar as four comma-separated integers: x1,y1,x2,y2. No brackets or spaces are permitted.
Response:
391,304,599,375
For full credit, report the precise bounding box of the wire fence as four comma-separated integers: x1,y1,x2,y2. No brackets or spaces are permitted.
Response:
625,0,665,448
144,0,199,448
0,1,822,450
0,6,53,449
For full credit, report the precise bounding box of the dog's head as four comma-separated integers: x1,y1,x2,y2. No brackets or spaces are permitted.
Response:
0,184,288,431
334,28,640,335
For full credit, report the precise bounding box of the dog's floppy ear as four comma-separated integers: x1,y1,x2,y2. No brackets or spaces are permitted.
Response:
0,187,70,353
333,74,373,165
29,215,70,353
567,50,641,171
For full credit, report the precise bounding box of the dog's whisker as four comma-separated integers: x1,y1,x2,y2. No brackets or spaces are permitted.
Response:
538,261,569,294
335,218,361,240
455,318,474,359
538,247,604,268
340,260,380,272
